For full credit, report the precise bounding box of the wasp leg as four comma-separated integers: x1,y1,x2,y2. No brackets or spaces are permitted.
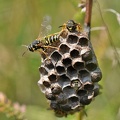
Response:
44,45,58,50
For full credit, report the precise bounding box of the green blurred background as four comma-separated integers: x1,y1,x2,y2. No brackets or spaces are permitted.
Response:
0,0,120,120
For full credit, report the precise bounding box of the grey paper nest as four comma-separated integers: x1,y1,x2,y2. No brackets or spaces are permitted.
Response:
38,32,102,117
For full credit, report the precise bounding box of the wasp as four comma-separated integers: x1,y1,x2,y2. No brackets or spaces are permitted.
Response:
71,79,81,91
22,20,82,56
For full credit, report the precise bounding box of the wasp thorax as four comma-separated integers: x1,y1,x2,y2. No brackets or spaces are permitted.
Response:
38,31,102,117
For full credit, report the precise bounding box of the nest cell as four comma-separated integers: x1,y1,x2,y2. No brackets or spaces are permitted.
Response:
72,58,85,70
59,44,70,54
48,74,57,82
51,83,62,94
50,51,62,64
44,59,54,70
78,36,89,47
77,90,87,97
63,86,76,98
56,61,66,75
68,96,80,109
84,83,94,91
81,48,92,61
91,68,102,82
93,83,100,97
67,34,78,44
39,67,48,75
86,58,98,71
58,74,71,88
67,66,78,80
80,92,94,105
70,49,80,58
45,92,56,100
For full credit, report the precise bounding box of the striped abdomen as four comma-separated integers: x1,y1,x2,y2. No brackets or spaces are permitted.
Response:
44,33,60,46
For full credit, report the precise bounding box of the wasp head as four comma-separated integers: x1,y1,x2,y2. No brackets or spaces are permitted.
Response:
66,20,78,32
28,40,41,52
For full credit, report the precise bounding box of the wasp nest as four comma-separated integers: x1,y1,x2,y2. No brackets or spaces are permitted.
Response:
38,32,102,117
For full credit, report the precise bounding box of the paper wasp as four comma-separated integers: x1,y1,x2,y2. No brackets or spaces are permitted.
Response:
22,20,82,56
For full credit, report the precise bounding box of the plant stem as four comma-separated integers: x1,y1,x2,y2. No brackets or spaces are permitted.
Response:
84,0,93,39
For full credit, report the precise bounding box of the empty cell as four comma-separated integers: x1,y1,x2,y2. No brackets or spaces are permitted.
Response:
58,74,71,88
44,59,54,70
62,57,72,67
39,66,48,75
81,48,92,61
67,34,78,44
63,86,75,98
77,90,87,97
68,96,80,109
70,49,80,58
56,61,66,75
78,36,89,47
59,44,70,54
43,80,51,87
72,58,85,70
50,51,62,63
79,69,90,78
90,67,102,82
67,66,78,79
84,83,94,90
48,74,57,82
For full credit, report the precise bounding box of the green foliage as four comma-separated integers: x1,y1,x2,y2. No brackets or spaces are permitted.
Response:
0,0,120,120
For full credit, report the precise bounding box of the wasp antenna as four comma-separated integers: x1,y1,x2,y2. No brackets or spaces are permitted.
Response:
22,48,29,57
58,25,63,28
21,45,29,57
21,44,28,48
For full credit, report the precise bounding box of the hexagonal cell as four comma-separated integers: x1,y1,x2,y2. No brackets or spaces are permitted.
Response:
77,90,87,97
58,74,71,88
44,58,54,70
43,80,51,88
81,47,92,61
62,57,72,67
70,49,80,58
51,83,62,95
66,34,79,44
90,68,102,82
78,36,89,47
63,86,76,98
86,58,98,71
56,61,66,75
39,67,48,75
84,83,94,91
67,66,78,79
59,44,70,54
79,69,90,79
48,74,57,82
50,50,62,64
72,58,85,70
68,96,80,109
